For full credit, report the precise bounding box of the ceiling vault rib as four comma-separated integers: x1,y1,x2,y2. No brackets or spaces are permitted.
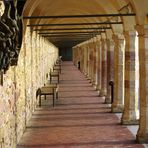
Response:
24,13,135,19
28,22,123,27
47,39,93,42
43,36,98,41
52,39,90,41
34,27,111,31
43,34,97,37
39,31,104,35
44,37,94,40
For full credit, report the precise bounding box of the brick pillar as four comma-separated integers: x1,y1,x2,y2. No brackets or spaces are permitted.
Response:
105,39,114,103
100,39,107,96
121,31,139,125
96,39,102,91
136,25,148,143
111,34,125,113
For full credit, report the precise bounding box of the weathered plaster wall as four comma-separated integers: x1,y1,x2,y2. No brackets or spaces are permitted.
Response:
0,27,58,147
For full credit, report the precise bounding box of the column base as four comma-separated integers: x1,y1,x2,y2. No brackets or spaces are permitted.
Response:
86,78,91,81
84,73,88,77
105,97,111,104
121,110,139,125
86,77,91,83
86,75,90,79
99,93,105,97
96,85,101,91
85,73,90,79
111,105,123,113
136,133,148,143
99,89,107,97
90,79,95,84
92,84,97,90
121,119,139,125
92,81,96,86
99,94,104,97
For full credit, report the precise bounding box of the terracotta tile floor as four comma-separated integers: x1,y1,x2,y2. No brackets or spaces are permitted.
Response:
17,61,144,148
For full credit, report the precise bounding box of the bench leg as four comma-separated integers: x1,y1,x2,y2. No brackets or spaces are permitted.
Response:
50,77,52,83
39,95,41,107
53,93,55,107
58,76,59,83
56,92,58,100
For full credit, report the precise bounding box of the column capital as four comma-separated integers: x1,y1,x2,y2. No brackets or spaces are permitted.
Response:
100,38,106,45
109,39,115,45
96,36,101,46
96,35,101,40
106,39,111,47
135,25,148,37
101,33,106,40
106,39,114,51
112,33,124,41
123,31,137,38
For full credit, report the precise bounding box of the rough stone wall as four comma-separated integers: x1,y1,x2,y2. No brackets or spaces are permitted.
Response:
0,27,58,147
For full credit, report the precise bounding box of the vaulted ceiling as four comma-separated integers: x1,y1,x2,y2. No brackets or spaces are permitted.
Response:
23,0,148,48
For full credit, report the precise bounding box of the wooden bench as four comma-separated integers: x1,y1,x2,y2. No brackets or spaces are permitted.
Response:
53,65,61,73
49,69,60,83
45,83,59,100
36,84,59,107
56,56,62,65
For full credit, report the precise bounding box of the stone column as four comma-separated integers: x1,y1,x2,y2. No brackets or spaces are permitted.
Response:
80,47,84,73
86,44,89,77
73,48,78,66
100,38,107,96
80,47,84,72
92,40,97,86
111,34,124,113
95,41,98,87
83,45,87,76
78,47,81,69
83,46,86,74
72,48,76,65
96,39,102,91
95,40,99,86
136,25,148,143
72,48,74,63
88,43,92,80
75,48,77,65
105,39,114,103
121,31,139,125
90,42,94,83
